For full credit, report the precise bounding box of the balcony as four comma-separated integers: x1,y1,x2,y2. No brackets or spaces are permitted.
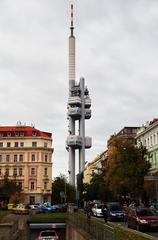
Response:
85,137,92,148
68,96,81,106
85,109,91,119
66,135,82,148
68,107,81,119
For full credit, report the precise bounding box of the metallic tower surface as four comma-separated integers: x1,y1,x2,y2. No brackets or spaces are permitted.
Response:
66,4,92,185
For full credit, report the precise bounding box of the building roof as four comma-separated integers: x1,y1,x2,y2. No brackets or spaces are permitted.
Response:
0,126,52,138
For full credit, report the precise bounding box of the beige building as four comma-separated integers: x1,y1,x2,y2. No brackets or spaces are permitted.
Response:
0,125,53,204
83,150,107,184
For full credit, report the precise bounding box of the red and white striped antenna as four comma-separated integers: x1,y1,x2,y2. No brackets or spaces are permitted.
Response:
70,4,74,36
71,4,74,27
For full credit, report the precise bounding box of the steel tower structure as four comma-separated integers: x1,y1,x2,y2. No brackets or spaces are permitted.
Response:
66,4,92,185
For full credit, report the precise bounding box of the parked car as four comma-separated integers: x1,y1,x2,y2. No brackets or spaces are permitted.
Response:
37,230,60,240
105,202,125,221
38,203,57,213
127,207,158,231
91,203,104,217
12,203,29,214
29,203,40,209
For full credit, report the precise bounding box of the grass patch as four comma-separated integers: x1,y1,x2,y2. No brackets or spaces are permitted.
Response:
0,211,10,221
29,212,67,223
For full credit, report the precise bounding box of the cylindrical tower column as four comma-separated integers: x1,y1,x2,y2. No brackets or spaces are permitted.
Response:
79,77,85,173
68,4,76,185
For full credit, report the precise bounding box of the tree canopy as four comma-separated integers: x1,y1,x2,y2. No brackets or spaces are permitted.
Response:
52,174,76,204
105,136,151,199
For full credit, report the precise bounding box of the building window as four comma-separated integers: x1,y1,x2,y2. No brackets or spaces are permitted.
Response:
32,131,37,136
20,132,24,137
44,182,47,190
31,168,36,176
7,142,11,148
18,182,23,190
7,132,11,137
13,168,17,176
45,155,48,162
0,168,1,176
0,155,2,162
32,142,37,147
19,154,23,162
6,168,9,176
44,168,47,176
20,142,24,147
0,142,3,148
44,142,48,148
31,154,35,162
6,155,10,162
30,182,35,190
19,168,23,176
154,134,156,145
15,142,18,147
0,133,3,137
14,155,17,162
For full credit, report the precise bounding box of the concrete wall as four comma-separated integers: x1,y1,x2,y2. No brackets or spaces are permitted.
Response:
0,222,19,240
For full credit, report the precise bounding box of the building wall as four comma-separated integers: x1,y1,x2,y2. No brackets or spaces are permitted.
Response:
83,151,107,185
136,119,158,173
0,126,53,204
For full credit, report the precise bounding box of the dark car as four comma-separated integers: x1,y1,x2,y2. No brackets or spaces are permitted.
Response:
127,207,158,231
105,202,125,221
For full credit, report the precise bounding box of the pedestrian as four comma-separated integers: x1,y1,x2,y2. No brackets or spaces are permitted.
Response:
102,205,108,223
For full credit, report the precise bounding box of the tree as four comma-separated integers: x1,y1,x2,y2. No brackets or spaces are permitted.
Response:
105,136,151,200
83,171,112,202
0,174,22,203
52,174,76,204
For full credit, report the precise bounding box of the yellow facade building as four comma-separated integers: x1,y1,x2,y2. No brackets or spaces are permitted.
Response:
0,125,53,204
83,150,107,185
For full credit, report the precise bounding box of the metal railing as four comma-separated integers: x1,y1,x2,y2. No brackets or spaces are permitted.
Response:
67,211,116,240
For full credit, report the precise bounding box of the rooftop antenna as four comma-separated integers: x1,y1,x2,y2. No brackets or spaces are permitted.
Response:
70,4,74,36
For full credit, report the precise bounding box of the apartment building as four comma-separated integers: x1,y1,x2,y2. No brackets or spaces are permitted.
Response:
83,150,107,184
136,118,158,173
0,125,53,204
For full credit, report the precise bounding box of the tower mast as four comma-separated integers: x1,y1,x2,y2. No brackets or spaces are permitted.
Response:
67,4,92,186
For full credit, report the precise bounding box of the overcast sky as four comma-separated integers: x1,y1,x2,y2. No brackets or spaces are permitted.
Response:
0,0,158,178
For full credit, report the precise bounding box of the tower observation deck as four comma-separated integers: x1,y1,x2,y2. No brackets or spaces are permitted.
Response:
66,4,92,185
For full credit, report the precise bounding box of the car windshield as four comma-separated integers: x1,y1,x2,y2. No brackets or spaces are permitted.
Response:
41,231,56,237
137,209,157,217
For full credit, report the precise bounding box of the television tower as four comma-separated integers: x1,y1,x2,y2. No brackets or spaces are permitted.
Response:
66,4,92,185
